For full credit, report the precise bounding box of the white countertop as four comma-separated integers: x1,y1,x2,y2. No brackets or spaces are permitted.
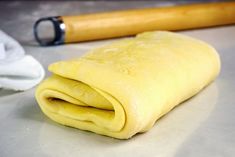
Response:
0,1,235,157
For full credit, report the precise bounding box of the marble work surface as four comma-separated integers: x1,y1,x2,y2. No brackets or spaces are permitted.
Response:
0,1,235,157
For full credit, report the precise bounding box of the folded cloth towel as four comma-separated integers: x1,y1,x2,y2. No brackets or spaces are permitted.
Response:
35,31,220,139
0,30,45,91
0,30,24,63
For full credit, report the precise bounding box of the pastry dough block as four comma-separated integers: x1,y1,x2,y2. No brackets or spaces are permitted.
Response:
35,31,220,139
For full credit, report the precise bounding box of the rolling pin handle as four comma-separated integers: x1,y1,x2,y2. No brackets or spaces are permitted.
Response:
33,16,65,46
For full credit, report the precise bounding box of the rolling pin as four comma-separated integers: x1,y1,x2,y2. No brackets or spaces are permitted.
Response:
34,1,235,46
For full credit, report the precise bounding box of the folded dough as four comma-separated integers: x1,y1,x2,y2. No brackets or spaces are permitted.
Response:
35,31,220,139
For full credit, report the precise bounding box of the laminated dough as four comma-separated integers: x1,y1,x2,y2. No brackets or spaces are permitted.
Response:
35,31,220,139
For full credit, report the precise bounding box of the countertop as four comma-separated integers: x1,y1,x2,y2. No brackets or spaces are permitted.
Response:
0,1,235,157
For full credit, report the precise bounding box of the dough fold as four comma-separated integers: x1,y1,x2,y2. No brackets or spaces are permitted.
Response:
35,31,220,139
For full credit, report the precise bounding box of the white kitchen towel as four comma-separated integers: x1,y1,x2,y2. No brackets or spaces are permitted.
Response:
0,30,25,63
0,30,45,91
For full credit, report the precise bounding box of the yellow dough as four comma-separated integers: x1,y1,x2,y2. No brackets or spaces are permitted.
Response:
35,31,220,139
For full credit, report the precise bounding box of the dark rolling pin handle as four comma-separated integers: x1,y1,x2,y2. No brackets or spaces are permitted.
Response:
33,16,65,46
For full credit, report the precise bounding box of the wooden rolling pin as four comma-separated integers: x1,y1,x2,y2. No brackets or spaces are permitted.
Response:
34,1,235,46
